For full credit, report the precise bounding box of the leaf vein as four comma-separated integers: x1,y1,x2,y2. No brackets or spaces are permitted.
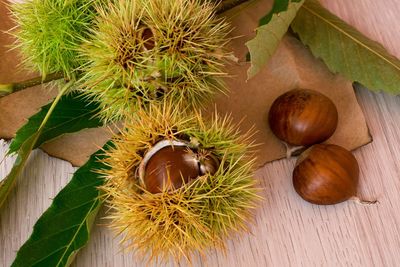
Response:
301,3,400,71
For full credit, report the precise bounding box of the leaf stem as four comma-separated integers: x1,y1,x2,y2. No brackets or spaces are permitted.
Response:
216,0,253,14
0,72,64,97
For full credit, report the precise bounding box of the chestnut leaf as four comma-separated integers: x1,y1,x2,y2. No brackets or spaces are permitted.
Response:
259,0,303,26
8,92,103,154
11,142,113,267
291,0,400,94
246,0,304,79
0,84,70,209
0,89,103,209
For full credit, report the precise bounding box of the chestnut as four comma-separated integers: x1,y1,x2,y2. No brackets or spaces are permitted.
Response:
293,144,376,205
268,89,338,147
139,27,156,51
144,146,199,193
139,140,220,194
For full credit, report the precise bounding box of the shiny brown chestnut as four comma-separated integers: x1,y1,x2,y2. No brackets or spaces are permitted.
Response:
268,89,338,146
293,144,359,205
144,146,198,193
141,143,219,194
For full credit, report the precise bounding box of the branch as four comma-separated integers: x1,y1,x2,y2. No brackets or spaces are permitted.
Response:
0,72,64,97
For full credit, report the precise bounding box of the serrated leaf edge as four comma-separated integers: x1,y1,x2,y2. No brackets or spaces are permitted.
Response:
246,0,304,79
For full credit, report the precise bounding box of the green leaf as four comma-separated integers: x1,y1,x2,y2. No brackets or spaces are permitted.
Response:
0,88,104,209
259,0,302,26
291,0,400,94
9,92,103,154
0,84,71,209
12,142,113,267
246,0,304,79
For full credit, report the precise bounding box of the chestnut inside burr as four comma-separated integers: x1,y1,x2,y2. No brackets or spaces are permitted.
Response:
138,140,219,194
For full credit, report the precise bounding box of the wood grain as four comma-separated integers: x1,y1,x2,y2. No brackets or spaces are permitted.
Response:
1,1,400,266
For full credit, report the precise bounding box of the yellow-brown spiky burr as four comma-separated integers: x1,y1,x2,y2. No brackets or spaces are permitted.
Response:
99,102,260,263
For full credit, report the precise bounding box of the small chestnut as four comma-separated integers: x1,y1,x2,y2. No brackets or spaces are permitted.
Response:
199,153,220,175
293,144,359,205
139,27,156,51
268,89,338,147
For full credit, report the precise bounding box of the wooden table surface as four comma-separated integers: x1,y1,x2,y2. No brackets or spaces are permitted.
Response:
1,1,400,266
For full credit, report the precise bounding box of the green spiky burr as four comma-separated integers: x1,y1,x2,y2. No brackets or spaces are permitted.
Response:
99,102,260,263
11,0,101,79
79,0,231,122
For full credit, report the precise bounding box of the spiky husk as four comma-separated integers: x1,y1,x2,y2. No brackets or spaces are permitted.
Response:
100,103,259,262
11,0,101,78
79,0,230,122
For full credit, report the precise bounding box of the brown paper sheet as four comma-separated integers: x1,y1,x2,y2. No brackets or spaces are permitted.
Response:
211,0,372,166
0,0,371,167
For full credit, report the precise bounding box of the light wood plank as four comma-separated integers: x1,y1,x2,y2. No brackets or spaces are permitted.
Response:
1,1,400,266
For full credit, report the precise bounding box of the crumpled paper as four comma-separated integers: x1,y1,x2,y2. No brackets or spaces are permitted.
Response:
0,0,371,167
